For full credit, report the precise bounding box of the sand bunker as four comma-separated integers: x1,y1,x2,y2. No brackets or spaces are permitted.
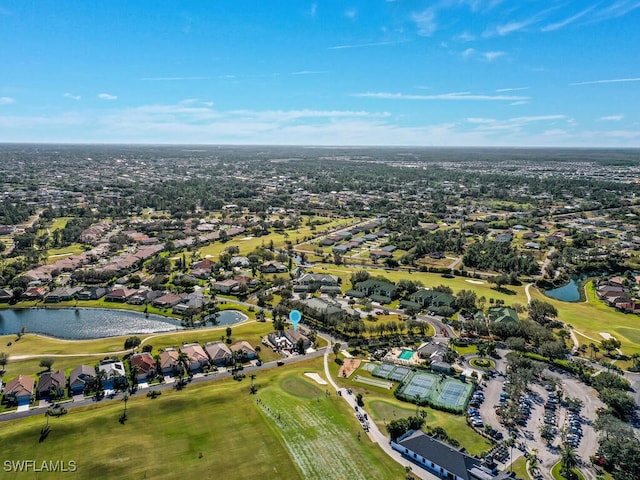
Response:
466,279,484,285
599,332,614,340
304,372,328,385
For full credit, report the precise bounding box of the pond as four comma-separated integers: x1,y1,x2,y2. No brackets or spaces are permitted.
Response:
544,276,585,302
0,308,249,340
0,308,183,340
213,309,248,325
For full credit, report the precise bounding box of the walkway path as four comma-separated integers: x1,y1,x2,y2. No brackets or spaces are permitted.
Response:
320,334,439,480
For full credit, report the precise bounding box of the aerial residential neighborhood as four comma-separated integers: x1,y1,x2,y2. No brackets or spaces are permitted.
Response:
1,145,639,480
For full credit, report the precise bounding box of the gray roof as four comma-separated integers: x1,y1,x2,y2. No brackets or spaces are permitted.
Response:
70,365,95,386
37,371,66,394
396,430,481,480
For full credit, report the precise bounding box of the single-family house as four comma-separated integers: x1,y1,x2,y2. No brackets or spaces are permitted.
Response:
230,256,251,268
98,360,126,390
3,375,35,405
294,273,339,293
204,341,232,367
21,286,47,300
214,279,240,294
0,288,14,302
127,289,163,305
69,365,96,395
45,286,82,303
159,348,179,375
230,341,257,360
284,328,311,351
391,429,511,480
192,258,215,271
105,287,139,302
77,286,108,300
180,343,209,372
260,261,288,273
172,293,208,315
130,352,157,382
36,370,66,399
369,249,394,261
153,292,188,308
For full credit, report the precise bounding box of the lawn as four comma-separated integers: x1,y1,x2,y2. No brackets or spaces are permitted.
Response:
531,282,640,357
365,397,492,456
510,456,530,479
308,264,529,305
0,357,404,480
46,243,85,263
551,461,585,480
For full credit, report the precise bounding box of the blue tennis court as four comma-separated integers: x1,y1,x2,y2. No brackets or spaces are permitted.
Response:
437,381,470,408
401,373,435,398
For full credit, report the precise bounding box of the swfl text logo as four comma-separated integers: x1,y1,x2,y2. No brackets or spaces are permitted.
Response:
4,460,77,473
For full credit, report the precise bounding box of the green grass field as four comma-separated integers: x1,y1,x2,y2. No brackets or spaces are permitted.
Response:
510,456,530,479
308,264,528,305
1,357,404,480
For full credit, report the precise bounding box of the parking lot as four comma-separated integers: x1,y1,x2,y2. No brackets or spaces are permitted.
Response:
472,353,604,480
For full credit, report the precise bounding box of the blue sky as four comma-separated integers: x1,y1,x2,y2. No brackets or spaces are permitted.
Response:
0,1,639,146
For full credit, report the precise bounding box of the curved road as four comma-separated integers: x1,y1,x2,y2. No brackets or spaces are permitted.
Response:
319,333,439,480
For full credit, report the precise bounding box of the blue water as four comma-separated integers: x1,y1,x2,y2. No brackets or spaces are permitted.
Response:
214,310,248,325
545,277,583,302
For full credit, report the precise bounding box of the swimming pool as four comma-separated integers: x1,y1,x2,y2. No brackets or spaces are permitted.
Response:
398,349,414,361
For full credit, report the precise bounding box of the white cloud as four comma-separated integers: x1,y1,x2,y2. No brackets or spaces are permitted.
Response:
1,105,638,147
541,5,596,32
290,70,328,75
483,51,505,61
588,1,640,23
353,91,530,101
98,93,117,100
412,9,437,36
462,48,476,59
600,115,624,121
309,3,317,17
460,49,506,62
496,87,529,92
570,77,640,86
140,76,209,81
455,31,476,42
329,41,401,50
64,93,81,100
0,97,15,105
493,19,534,36
345,8,358,19
510,101,529,106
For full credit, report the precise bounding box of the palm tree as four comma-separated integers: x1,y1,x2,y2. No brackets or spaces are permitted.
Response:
527,449,541,479
0,351,8,371
177,352,190,385
560,443,578,478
